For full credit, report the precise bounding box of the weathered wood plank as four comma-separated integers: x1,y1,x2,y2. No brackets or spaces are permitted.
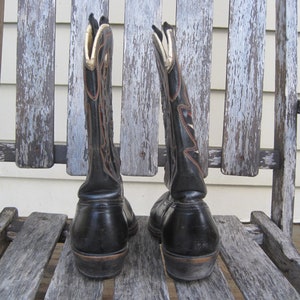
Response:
215,215,300,299
175,0,213,177
0,212,67,300
0,207,18,236
208,147,279,169
0,207,18,255
114,217,169,299
243,223,264,245
120,0,161,176
0,142,280,171
222,0,267,176
66,0,109,175
0,0,4,79
0,142,67,164
271,0,298,237
16,0,56,168
45,234,104,299
6,218,26,241
5,216,70,244
251,211,300,293
175,263,234,300
0,142,16,162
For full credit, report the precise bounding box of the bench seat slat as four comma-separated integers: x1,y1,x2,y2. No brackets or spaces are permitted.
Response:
0,212,67,300
66,0,109,176
251,211,300,293
176,0,213,177
215,215,299,299
45,235,104,300
174,263,234,300
120,0,161,176
114,217,169,299
222,0,266,176
16,0,56,168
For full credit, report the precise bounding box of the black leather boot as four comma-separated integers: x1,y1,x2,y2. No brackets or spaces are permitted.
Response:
148,23,219,281
71,15,137,279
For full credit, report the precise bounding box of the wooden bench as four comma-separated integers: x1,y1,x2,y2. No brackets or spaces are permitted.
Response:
0,0,300,298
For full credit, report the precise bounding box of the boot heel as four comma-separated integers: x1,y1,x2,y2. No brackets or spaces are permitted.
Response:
72,247,128,279
163,247,218,281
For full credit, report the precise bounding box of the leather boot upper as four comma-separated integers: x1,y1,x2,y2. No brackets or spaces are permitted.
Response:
71,15,137,256
152,23,207,201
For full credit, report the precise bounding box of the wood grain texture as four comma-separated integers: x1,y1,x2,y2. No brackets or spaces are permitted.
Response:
0,0,4,80
120,0,161,176
0,212,67,300
0,207,18,254
208,147,279,169
271,0,298,237
243,223,264,245
215,215,300,299
175,263,234,300
114,217,169,299
0,142,280,171
45,234,104,300
0,142,16,162
16,0,56,168
175,0,213,177
251,211,300,293
0,207,18,236
222,0,266,176
66,0,109,175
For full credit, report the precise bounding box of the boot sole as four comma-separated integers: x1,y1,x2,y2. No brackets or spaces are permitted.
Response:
163,247,219,281
72,247,128,279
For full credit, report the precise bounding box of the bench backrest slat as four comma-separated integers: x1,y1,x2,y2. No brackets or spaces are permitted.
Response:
120,0,162,176
15,0,56,168
66,0,109,176
0,0,4,79
271,0,298,236
176,0,214,177
222,0,267,176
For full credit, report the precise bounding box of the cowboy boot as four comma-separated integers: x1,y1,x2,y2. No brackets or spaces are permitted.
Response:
148,23,219,281
70,14,138,279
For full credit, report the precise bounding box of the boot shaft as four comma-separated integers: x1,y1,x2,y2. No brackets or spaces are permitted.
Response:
79,15,121,199
152,23,207,200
